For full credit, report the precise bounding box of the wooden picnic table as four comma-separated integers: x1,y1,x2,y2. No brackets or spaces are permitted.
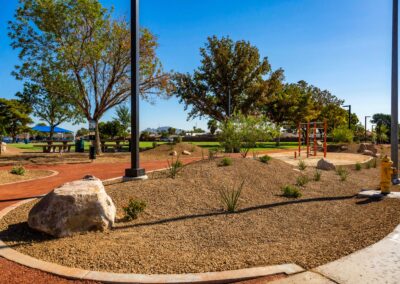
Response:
100,140,130,152
33,143,74,153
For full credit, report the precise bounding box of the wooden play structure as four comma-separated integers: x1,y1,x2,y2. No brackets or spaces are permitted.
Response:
296,120,328,159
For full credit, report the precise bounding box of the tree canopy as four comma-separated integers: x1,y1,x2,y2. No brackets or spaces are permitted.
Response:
0,98,32,142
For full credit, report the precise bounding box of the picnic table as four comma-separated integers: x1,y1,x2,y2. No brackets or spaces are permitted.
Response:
101,139,130,152
33,140,74,153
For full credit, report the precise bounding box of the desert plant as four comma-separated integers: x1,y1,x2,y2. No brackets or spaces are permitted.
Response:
219,157,233,167
252,150,260,159
219,181,245,212
282,185,302,198
314,170,322,181
336,167,349,181
10,166,25,176
208,149,218,160
298,160,307,170
332,126,354,143
259,155,272,164
173,136,183,144
167,156,183,179
355,162,362,171
372,158,377,168
296,175,309,187
365,161,371,169
123,199,147,221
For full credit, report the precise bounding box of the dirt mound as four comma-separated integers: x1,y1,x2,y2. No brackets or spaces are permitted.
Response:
143,142,208,159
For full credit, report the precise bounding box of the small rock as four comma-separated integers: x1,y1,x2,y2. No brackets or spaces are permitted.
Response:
0,142,6,153
182,150,192,155
340,145,348,151
363,150,376,157
28,176,116,238
169,151,177,156
316,158,336,171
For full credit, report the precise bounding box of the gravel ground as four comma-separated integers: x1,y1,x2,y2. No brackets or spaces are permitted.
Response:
0,169,54,185
1,157,400,274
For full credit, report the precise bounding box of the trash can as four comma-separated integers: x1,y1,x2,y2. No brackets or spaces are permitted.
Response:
75,139,85,153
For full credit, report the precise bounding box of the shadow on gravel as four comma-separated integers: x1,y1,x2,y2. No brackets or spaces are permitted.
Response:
0,222,53,244
114,194,358,230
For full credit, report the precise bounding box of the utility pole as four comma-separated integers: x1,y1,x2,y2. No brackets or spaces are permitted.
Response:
125,0,147,180
343,105,351,129
392,0,399,182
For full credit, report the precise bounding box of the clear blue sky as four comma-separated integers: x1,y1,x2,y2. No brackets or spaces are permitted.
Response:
0,0,393,131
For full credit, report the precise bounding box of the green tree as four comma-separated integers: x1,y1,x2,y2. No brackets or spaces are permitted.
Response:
76,128,89,137
16,81,83,139
173,36,283,122
98,121,124,140
0,99,32,142
168,127,176,135
371,113,391,142
113,104,131,138
9,0,171,154
207,119,218,135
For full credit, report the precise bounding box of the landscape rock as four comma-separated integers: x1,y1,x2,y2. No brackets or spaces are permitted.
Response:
316,158,336,171
0,142,6,153
169,150,177,156
28,175,116,238
182,150,191,155
358,143,377,154
363,150,376,157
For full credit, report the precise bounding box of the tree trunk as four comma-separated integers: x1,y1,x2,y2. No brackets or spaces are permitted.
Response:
95,120,102,155
49,126,55,140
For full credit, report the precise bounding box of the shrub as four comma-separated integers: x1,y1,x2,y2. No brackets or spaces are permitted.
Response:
167,156,183,179
332,126,354,143
282,185,302,198
152,141,157,148
298,160,306,171
314,170,322,181
372,158,377,168
365,161,371,169
208,149,218,160
219,181,245,212
336,167,349,181
10,166,25,176
123,199,146,221
219,157,233,167
259,155,272,164
296,175,309,187
173,136,183,143
355,162,362,171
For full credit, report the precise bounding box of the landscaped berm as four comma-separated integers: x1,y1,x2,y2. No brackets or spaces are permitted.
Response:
1,156,400,274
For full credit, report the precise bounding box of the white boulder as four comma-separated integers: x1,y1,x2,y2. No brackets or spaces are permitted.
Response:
0,142,6,154
182,150,192,155
28,175,116,238
316,158,336,171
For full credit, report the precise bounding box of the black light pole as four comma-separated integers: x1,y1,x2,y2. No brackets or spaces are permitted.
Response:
343,105,351,129
364,116,371,142
125,0,146,179
392,0,399,182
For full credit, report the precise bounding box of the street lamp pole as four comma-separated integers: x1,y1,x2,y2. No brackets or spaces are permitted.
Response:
364,116,370,142
125,0,146,179
343,105,351,129
392,0,399,182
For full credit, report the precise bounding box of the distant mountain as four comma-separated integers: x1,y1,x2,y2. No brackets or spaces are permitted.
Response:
142,126,185,134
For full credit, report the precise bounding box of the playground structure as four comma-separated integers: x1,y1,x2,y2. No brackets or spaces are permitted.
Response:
296,120,328,159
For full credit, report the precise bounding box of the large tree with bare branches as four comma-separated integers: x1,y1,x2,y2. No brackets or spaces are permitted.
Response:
9,0,170,153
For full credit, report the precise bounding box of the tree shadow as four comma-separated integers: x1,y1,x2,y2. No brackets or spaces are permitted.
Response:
114,194,357,231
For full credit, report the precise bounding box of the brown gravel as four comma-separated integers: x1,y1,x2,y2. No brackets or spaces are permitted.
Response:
0,169,54,185
1,158,400,274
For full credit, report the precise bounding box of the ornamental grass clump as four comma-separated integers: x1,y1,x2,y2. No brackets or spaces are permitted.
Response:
355,162,362,171
282,185,302,198
296,175,309,187
218,157,233,167
10,166,25,176
298,160,306,171
314,170,322,181
336,166,349,181
167,156,183,179
123,199,147,221
219,181,245,212
259,155,272,164
365,161,371,169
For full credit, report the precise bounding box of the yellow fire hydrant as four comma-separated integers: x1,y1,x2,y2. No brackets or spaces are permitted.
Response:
381,155,394,194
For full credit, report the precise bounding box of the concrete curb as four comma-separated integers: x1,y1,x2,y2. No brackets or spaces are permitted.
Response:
0,170,59,187
0,198,305,283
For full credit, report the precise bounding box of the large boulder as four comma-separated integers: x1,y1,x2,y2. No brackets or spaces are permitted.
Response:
28,175,116,238
0,142,6,154
316,158,336,171
358,143,377,155
363,150,376,157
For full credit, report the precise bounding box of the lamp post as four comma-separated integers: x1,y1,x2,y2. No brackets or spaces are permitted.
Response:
124,0,147,180
343,105,351,129
364,116,371,142
392,0,399,183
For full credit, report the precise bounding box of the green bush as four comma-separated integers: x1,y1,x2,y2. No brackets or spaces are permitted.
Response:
298,160,307,171
167,156,183,178
173,136,183,143
208,149,218,160
219,181,245,212
259,155,272,164
332,126,354,143
314,170,322,181
336,167,349,181
282,185,302,198
123,199,146,221
296,175,309,187
355,162,362,171
219,157,233,167
152,141,157,148
10,166,25,176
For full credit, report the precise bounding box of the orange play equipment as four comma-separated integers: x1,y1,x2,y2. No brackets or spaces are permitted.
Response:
297,120,328,159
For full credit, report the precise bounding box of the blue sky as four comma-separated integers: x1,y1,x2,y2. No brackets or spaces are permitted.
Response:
0,0,393,131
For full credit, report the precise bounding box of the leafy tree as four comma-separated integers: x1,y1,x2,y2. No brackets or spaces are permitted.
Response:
332,126,354,143
0,99,33,142
376,124,389,144
76,128,89,137
168,127,176,135
98,121,124,140
16,81,83,139
371,113,391,142
207,119,218,135
9,0,171,154
113,104,131,138
173,36,283,122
